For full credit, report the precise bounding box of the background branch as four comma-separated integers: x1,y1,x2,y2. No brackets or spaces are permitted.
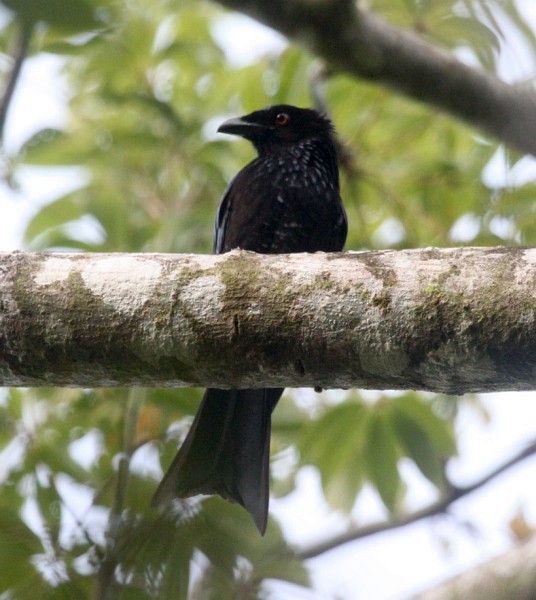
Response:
93,389,144,600
0,19,33,147
295,438,536,559
411,534,536,600
214,0,536,155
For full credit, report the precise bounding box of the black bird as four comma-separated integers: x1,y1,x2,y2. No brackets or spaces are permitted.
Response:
153,105,347,534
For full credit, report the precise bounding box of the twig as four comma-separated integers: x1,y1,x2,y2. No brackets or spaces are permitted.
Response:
0,19,33,146
294,438,536,560
92,388,144,600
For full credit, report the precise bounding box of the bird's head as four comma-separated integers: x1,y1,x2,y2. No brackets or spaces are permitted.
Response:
217,105,335,153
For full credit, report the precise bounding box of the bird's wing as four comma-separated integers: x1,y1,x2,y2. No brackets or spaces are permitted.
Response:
214,161,290,254
215,160,347,255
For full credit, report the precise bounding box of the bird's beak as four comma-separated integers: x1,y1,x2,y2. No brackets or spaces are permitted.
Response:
217,116,268,138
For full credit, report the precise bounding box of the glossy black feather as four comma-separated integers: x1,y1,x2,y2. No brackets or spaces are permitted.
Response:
153,105,347,534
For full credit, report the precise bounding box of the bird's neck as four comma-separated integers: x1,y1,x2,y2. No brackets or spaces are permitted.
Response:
255,137,339,188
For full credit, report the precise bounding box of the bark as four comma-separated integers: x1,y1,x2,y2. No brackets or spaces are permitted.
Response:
214,0,536,156
1,248,536,391
411,535,536,600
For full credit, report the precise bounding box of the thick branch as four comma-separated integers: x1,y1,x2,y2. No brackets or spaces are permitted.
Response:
1,248,536,390
214,0,536,156
295,438,536,559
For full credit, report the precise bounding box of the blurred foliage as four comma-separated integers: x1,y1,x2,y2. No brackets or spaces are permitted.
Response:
1,0,536,597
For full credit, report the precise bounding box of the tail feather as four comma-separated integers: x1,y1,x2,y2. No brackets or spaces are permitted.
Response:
152,388,283,534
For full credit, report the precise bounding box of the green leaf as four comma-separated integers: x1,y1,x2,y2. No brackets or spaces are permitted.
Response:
391,410,445,487
2,0,100,31
438,16,500,70
0,507,43,591
21,128,97,166
24,192,89,246
363,411,401,512
391,394,457,457
299,399,367,511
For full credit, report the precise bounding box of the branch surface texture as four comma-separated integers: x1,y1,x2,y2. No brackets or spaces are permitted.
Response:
215,0,536,155
1,248,536,391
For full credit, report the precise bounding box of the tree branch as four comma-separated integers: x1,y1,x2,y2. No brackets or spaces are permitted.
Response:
0,19,33,147
295,438,536,559
2,248,536,391
214,0,536,156
93,389,144,600
411,534,536,600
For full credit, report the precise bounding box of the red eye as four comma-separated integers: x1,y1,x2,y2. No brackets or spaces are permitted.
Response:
275,113,290,126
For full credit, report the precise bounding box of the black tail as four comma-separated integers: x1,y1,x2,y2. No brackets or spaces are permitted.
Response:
152,388,283,534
